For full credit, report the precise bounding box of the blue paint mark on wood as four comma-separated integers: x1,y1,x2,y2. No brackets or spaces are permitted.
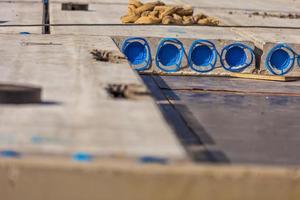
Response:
138,156,168,164
0,150,20,158
72,152,93,162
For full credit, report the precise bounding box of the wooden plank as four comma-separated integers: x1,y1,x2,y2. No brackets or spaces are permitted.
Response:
0,34,186,160
140,75,227,163
155,76,300,166
230,72,300,82
140,71,300,82
1,158,300,200
153,75,300,95
0,2,43,34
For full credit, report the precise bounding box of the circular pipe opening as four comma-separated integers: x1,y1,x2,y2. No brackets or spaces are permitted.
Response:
191,45,213,66
269,49,291,70
123,41,147,65
225,46,247,67
157,44,180,66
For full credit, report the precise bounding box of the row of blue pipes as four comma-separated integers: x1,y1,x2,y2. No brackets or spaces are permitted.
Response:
121,37,298,76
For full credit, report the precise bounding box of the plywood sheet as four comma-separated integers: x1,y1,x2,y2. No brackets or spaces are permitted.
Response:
154,75,300,166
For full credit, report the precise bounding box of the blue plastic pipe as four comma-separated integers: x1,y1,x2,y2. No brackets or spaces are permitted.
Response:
188,40,218,73
220,43,254,72
121,37,152,71
155,38,185,72
265,43,296,76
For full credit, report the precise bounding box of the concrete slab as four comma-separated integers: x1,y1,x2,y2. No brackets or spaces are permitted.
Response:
0,0,42,2
50,2,127,27
114,35,255,76
110,26,256,76
0,2,43,34
50,0,181,29
195,8,300,28
0,34,186,160
181,0,300,12
50,0,177,4
233,28,300,76
50,25,256,77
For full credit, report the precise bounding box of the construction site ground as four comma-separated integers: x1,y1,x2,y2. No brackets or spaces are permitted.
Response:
0,0,300,199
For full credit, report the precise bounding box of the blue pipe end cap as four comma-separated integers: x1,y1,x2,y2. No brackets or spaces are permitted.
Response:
0,150,20,158
157,44,180,66
269,49,291,70
72,152,93,162
138,156,168,164
225,46,246,67
123,41,147,65
191,45,213,66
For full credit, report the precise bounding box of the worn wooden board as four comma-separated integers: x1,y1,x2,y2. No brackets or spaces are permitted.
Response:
141,71,300,82
0,2,43,34
153,75,300,95
230,72,300,82
141,75,231,163
0,34,186,160
152,75,300,166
